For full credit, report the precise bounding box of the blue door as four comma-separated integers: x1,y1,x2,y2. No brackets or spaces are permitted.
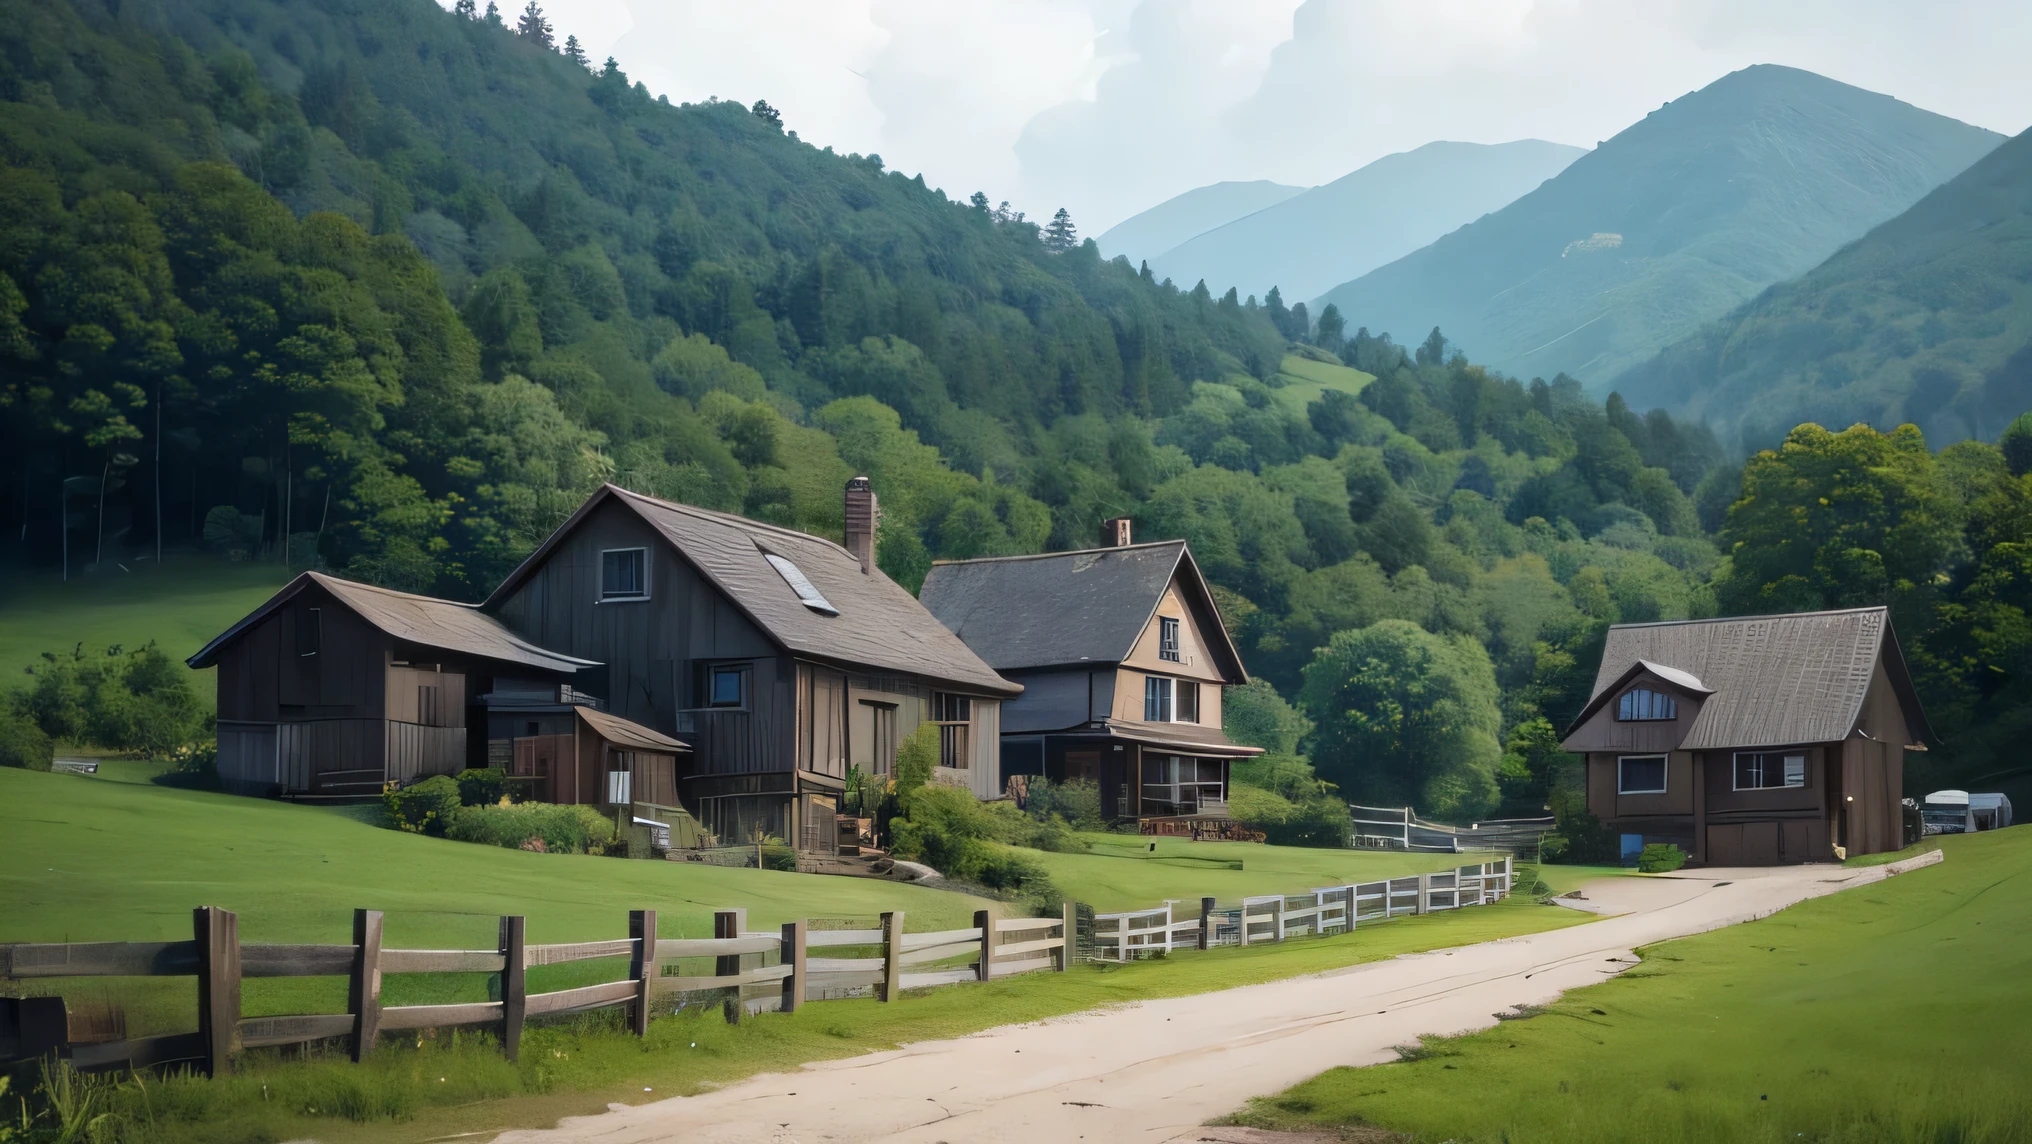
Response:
1621,833,1645,867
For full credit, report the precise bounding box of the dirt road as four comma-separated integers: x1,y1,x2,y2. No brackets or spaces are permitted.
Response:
495,860,1927,1144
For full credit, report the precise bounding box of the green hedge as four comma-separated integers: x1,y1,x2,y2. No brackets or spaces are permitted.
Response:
1638,842,1688,873
0,710,54,771
446,802,618,854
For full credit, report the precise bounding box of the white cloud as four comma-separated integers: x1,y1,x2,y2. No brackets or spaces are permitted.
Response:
515,0,2032,233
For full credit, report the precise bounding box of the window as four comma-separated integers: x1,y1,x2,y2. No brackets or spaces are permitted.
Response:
1159,616,1181,662
1618,755,1668,795
1176,680,1200,724
601,548,647,600
862,701,898,774
1734,752,1807,790
296,606,321,657
1617,688,1676,721
1144,676,1173,722
932,693,972,769
708,667,745,708
764,553,838,615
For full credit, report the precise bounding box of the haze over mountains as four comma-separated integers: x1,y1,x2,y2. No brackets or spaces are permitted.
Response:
1312,65,2003,389
1620,124,2032,448
1095,180,1305,270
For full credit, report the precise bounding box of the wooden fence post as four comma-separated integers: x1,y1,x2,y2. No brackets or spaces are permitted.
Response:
1198,897,1214,951
193,906,240,1078
1060,901,1076,970
879,910,904,1000
628,909,656,1037
1415,872,1432,915
1341,886,1356,933
780,920,806,1014
1270,897,1285,942
715,909,743,1025
973,910,993,982
499,915,526,1062
349,909,382,1062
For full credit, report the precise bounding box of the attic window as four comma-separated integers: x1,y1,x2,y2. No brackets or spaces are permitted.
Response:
1617,688,1676,721
764,554,839,615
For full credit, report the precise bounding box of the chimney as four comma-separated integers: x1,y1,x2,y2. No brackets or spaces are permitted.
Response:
1101,518,1133,548
844,476,879,574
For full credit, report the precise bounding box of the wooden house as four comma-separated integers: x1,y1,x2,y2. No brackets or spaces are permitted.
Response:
919,520,1261,834
481,481,1021,853
188,572,601,798
1559,606,1933,865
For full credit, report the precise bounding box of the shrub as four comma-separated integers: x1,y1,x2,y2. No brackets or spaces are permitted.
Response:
384,775,463,836
1638,842,1687,873
445,801,618,854
1016,815,1089,853
892,722,938,802
12,642,206,756
0,710,54,771
890,783,1065,912
455,768,512,807
160,738,220,788
1021,776,1104,831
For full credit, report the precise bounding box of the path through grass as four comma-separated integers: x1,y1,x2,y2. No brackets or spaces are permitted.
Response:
1228,828,2032,1143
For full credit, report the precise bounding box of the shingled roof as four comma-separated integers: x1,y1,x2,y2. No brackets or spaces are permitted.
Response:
918,540,1247,679
1570,606,1932,750
188,571,599,674
483,486,1019,697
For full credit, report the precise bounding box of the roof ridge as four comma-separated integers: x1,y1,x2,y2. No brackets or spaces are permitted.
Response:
607,484,858,559
929,539,1187,567
1608,605,1887,630
309,570,484,609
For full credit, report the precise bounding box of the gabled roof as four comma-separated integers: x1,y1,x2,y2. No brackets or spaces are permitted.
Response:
576,705,689,753
187,571,598,674
483,485,1019,697
1567,606,1933,750
917,540,1248,680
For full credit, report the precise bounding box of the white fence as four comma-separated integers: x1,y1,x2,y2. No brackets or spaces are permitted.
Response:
1090,857,1513,962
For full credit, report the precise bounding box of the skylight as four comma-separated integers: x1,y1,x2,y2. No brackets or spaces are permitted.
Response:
765,553,839,615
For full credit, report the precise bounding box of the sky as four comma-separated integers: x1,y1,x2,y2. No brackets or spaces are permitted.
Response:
503,0,2032,235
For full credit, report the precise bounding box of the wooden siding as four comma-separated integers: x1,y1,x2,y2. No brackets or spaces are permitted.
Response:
217,587,385,724
847,676,929,775
1706,745,1824,814
1121,582,1229,684
385,666,465,727
1110,668,1225,730
797,663,849,780
386,722,465,785
1561,670,1702,754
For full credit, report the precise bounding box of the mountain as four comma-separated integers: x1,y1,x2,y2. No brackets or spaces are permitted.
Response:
1096,180,1306,267
1312,65,2004,389
1618,125,2032,448
1148,140,1585,303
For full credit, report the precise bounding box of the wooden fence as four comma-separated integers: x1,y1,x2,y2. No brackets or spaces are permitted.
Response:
1,902,1075,1077
1090,857,1513,960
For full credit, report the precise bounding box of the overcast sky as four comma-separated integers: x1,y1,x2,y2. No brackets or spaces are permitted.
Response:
509,0,2032,234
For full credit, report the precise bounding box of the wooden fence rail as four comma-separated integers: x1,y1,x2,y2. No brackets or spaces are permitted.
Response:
3,859,1507,1076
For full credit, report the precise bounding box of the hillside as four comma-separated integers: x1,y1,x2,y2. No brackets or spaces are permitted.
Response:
1096,179,1306,267
1617,125,2032,448
1313,65,2003,388
1150,140,1585,303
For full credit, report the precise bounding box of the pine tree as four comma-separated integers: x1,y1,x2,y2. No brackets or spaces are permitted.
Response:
1315,302,1346,353
1139,260,1154,284
1290,301,1310,342
1042,207,1078,252
453,0,476,17
562,34,588,67
482,1,503,27
1265,286,1290,338
515,1,553,47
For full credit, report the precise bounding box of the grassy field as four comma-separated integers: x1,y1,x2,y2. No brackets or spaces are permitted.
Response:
1229,828,2032,1143
1268,351,1374,417
1029,832,1495,911
0,558,288,710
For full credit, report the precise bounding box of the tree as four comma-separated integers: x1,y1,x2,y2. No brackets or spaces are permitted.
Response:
1416,326,1448,367
1223,678,1313,754
561,34,588,67
1264,287,1290,340
750,99,782,129
453,0,476,17
1043,207,1078,253
1289,301,1310,343
968,191,989,213
1314,303,1345,353
515,1,552,46
1299,619,1503,819
483,1,503,28
2002,411,2032,477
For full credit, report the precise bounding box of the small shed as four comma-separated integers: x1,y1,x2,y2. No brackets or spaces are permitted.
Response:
569,705,686,811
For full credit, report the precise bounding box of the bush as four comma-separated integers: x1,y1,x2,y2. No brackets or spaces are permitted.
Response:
383,775,463,836
11,642,206,756
1228,753,1348,847
445,801,618,854
159,738,220,788
0,710,54,771
455,768,512,807
890,783,1065,912
1638,842,1687,873
1021,776,1104,831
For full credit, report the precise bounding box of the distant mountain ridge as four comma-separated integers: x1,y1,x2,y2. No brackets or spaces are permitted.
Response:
1617,125,2032,449
1149,140,1585,302
1096,180,1305,267
1312,65,2004,389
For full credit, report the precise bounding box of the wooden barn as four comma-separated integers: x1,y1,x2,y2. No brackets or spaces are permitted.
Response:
481,480,1020,852
188,572,600,798
1560,606,1934,865
919,520,1262,834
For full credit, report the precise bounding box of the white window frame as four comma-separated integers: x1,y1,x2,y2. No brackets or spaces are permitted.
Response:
1144,675,1174,722
1617,754,1669,795
1733,751,1808,791
599,547,650,603
1158,616,1182,662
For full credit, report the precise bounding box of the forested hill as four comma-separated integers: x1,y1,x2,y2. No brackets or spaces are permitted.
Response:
1617,125,2032,450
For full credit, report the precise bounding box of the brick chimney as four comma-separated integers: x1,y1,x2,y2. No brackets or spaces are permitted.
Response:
844,476,879,573
1101,517,1133,548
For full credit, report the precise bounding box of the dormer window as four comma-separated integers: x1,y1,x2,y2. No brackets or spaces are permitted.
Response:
1617,688,1676,721
1159,617,1181,662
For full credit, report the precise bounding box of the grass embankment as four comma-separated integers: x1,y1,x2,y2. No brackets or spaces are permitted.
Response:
0,559,287,711
1030,832,1494,911
1230,828,2032,1143
1268,352,1374,417
2,765,1598,1142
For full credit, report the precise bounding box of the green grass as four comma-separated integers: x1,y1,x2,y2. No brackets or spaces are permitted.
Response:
0,558,288,711
1227,827,2032,1143
1026,832,1492,912
1268,351,1374,417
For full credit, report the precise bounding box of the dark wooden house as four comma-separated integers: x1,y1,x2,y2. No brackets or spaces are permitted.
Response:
1559,606,1933,866
481,481,1020,852
189,572,600,797
919,521,1261,833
